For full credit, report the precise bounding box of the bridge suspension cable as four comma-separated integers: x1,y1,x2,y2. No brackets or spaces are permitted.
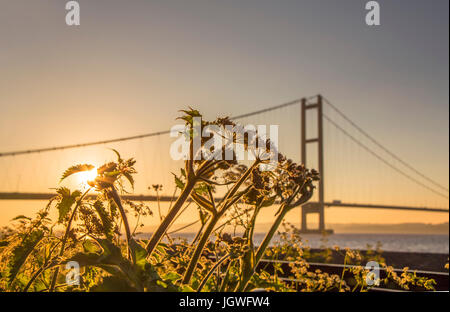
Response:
323,114,448,199
0,97,315,158
322,96,449,193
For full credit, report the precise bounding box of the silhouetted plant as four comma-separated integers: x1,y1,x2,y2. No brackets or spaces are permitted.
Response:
0,109,436,292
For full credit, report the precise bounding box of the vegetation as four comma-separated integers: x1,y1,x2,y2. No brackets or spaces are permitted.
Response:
0,109,437,292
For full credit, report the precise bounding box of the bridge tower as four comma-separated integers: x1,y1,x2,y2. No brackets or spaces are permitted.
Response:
300,95,333,234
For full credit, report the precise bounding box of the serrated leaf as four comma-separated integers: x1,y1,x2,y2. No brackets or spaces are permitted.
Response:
95,238,124,264
126,158,136,167
70,239,124,268
261,195,277,208
122,172,135,190
110,149,123,163
69,239,143,290
70,251,103,267
180,108,201,118
162,272,181,282
172,173,185,189
92,200,114,240
56,188,81,223
129,239,148,271
97,162,117,174
60,164,95,182
7,230,44,284
11,215,31,221
82,239,101,254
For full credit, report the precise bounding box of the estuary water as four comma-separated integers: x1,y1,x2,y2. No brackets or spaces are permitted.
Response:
157,233,449,254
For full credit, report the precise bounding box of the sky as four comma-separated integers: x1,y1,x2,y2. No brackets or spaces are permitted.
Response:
0,0,448,228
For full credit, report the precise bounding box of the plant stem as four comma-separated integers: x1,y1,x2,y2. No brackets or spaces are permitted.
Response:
222,161,259,204
254,207,287,265
24,266,45,292
197,254,230,292
185,216,208,257
183,162,259,285
237,205,288,292
182,213,221,284
49,188,91,292
156,189,163,221
145,179,196,256
24,243,62,292
339,254,348,292
168,220,199,235
219,259,235,292
109,186,134,263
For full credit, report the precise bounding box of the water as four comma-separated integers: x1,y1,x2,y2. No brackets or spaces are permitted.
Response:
274,233,449,254
155,233,449,254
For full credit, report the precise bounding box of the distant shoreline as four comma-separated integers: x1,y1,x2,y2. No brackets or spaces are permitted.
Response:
139,222,450,235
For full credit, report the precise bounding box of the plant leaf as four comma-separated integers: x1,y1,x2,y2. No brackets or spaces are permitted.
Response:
97,162,117,175
60,164,95,182
261,195,277,208
110,149,123,163
82,239,101,254
90,276,137,292
122,172,135,190
172,173,185,189
56,188,81,223
7,230,44,284
11,215,31,221
129,239,148,271
162,272,181,282
92,200,114,240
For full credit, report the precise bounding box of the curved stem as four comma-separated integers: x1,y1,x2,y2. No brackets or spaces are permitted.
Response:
221,161,259,205
183,161,259,285
183,213,221,284
109,186,134,262
339,254,348,292
24,266,45,292
132,213,141,236
254,208,288,265
219,259,235,292
236,205,289,292
49,188,91,292
145,179,196,256
197,254,230,292
186,215,209,256
168,220,199,235
24,242,62,292
156,189,162,221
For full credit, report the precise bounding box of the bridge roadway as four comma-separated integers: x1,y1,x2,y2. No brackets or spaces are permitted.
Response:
0,192,448,213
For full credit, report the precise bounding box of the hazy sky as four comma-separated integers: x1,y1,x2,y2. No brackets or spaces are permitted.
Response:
0,0,448,226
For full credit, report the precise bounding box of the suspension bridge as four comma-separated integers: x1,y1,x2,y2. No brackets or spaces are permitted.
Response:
0,95,448,233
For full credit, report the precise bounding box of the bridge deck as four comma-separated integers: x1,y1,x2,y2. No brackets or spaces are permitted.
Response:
0,192,447,213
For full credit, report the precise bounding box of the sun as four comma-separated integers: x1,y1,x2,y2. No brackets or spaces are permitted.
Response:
77,167,97,185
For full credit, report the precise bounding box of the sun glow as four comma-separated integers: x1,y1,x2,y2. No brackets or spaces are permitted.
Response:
77,167,97,185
